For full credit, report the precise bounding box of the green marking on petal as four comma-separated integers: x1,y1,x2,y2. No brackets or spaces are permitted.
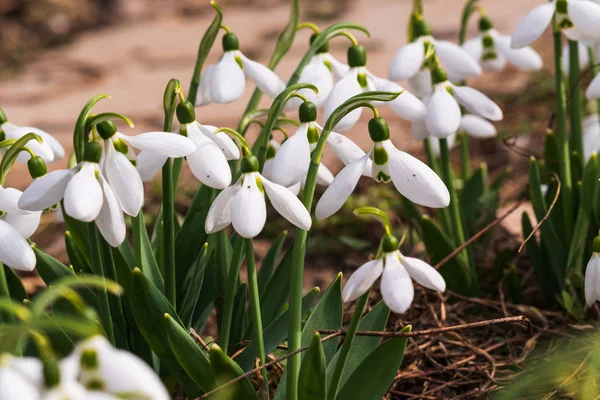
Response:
307,124,319,145
255,175,265,193
373,146,388,165
235,54,243,70
375,171,391,183
323,59,332,72
112,138,129,155
357,73,368,89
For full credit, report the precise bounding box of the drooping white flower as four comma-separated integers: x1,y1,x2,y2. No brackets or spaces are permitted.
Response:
0,354,43,400
561,40,600,75
195,32,285,106
60,336,168,400
323,45,426,132
315,117,449,220
342,237,445,313
463,17,542,72
0,109,65,164
585,250,600,306
583,114,600,161
205,155,312,238
389,17,481,85
41,381,119,400
511,0,600,49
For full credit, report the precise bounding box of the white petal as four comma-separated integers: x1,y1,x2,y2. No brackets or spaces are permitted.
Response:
452,85,503,121
584,115,600,161
400,254,446,292
510,2,555,48
231,173,266,238
323,69,364,132
407,70,432,98
23,126,65,160
104,143,144,216
2,123,55,163
8,356,44,390
187,124,232,189
3,211,41,239
380,252,414,314
121,132,196,157
492,33,542,71
326,53,350,80
0,367,40,400
261,175,311,230
95,178,126,247
434,39,482,80
270,123,311,187
587,74,600,100
425,86,461,138
387,144,450,208
197,124,241,160
0,220,36,271
18,168,74,211
136,151,167,182
325,129,372,176
389,41,425,80
315,155,368,220
370,75,426,121
429,134,457,156
462,36,483,64
585,253,600,306
316,163,334,186
0,187,24,215
563,41,590,75
568,0,600,40
288,57,334,108
459,114,497,138
205,183,240,234
411,119,429,141
64,163,103,222
210,51,246,104
195,64,216,106
342,259,384,302
240,52,286,99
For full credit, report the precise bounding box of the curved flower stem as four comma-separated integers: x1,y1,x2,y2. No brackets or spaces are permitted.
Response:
245,238,269,399
327,290,369,400
568,40,584,171
87,223,115,345
553,32,574,241
219,238,245,352
0,263,13,323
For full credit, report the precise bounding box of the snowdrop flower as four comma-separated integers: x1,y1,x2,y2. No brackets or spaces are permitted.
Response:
195,32,285,106
60,336,168,400
561,40,599,75
511,0,600,49
262,139,280,181
316,117,449,220
423,68,503,138
324,45,426,132
389,16,481,87
583,114,600,161
585,236,600,306
463,17,542,72
417,114,497,155
205,154,311,238
19,143,126,247
42,381,119,400
342,234,445,313
0,354,43,400
0,108,64,164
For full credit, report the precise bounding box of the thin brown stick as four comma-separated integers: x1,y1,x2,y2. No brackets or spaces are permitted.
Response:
433,198,527,270
518,172,561,253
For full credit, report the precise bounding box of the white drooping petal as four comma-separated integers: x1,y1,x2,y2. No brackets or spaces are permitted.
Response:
434,39,482,80
18,168,75,211
568,0,600,41
195,64,216,106
0,220,36,271
459,114,497,138
587,74,600,100
451,85,503,121
95,178,126,247
210,51,246,104
240,52,286,99
585,253,600,306
315,155,369,220
584,115,600,161
389,40,426,80
1,123,55,163
493,33,542,71
64,162,103,222
342,259,384,303
287,56,334,109
411,119,429,141
425,85,461,138
325,129,372,176
370,75,426,121
316,163,334,186
0,187,25,215
231,173,266,238
135,151,167,182
8,356,44,390
400,254,446,292
104,143,143,216
270,123,311,187
562,41,590,75
386,142,450,208
261,175,311,230
326,53,350,80
186,124,232,189
3,210,41,239
197,124,241,160
381,252,414,314
205,183,240,234
510,2,555,48
22,126,65,160
408,70,433,98
324,69,364,132
0,365,40,400
120,131,196,158
462,36,483,64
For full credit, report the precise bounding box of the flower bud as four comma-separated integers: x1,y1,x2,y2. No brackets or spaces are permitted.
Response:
381,235,399,252
83,142,103,164
240,155,260,173
97,120,117,140
27,156,47,178
222,33,240,51
347,45,367,68
176,101,196,124
310,33,329,54
413,18,432,38
299,102,317,123
368,117,390,142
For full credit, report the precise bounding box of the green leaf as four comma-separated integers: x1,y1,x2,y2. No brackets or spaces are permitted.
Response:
213,231,233,330
521,212,555,305
257,230,287,296
581,153,599,214
208,344,261,400
33,245,76,284
336,326,411,400
4,266,27,302
65,231,91,273
228,282,248,352
299,332,327,400
164,313,215,392
565,203,589,279
132,212,164,292
179,243,210,327
259,245,294,327
62,213,91,263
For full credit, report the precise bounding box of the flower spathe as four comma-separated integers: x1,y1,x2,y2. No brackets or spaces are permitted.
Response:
205,155,312,238
195,32,285,106
511,0,600,49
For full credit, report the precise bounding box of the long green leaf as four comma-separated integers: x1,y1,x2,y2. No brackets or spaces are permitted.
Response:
258,230,287,296
208,344,261,400
33,245,75,284
3,266,27,302
179,243,210,327
299,333,327,400
132,213,164,292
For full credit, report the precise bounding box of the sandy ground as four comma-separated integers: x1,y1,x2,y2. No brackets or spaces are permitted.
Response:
0,0,542,188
